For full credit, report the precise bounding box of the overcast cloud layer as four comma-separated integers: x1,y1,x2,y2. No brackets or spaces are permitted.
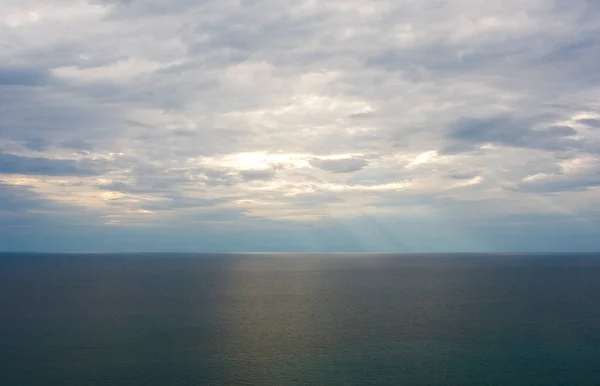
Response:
1,0,600,252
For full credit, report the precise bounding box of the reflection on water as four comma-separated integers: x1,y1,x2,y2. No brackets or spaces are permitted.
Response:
1,253,600,385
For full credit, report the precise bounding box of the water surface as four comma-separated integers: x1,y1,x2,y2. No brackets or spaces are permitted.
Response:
1,253,599,385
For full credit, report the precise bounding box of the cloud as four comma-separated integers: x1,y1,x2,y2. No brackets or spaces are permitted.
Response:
578,118,600,127
0,66,48,86
0,183,51,213
518,175,600,193
1,0,600,251
442,116,581,154
239,169,276,181
309,157,370,173
0,152,103,176
24,138,50,152
514,156,600,193
448,171,480,180
139,197,231,212
60,138,94,151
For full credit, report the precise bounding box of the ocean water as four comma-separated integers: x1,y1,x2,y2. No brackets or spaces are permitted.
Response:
1,253,600,385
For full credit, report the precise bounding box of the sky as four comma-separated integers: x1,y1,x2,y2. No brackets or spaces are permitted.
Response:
1,0,600,252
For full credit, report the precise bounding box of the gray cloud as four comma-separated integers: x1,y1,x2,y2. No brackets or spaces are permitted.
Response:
516,177,600,193
0,67,48,86
0,183,52,213
97,165,241,197
239,169,276,181
0,153,103,176
578,118,600,127
60,138,94,151
24,138,50,152
202,168,237,187
310,157,370,173
448,171,480,180
515,168,600,193
279,192,345,209
442,117,581,154
139,197,230,212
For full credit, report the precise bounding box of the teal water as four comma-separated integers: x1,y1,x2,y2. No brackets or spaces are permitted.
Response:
1,253,600,385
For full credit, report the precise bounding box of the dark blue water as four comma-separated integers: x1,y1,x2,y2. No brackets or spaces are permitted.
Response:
1,253,600,385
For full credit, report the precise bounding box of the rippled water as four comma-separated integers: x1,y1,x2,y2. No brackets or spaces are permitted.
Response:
1,253,600,385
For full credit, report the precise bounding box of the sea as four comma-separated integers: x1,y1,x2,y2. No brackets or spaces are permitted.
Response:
1,253,599,385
